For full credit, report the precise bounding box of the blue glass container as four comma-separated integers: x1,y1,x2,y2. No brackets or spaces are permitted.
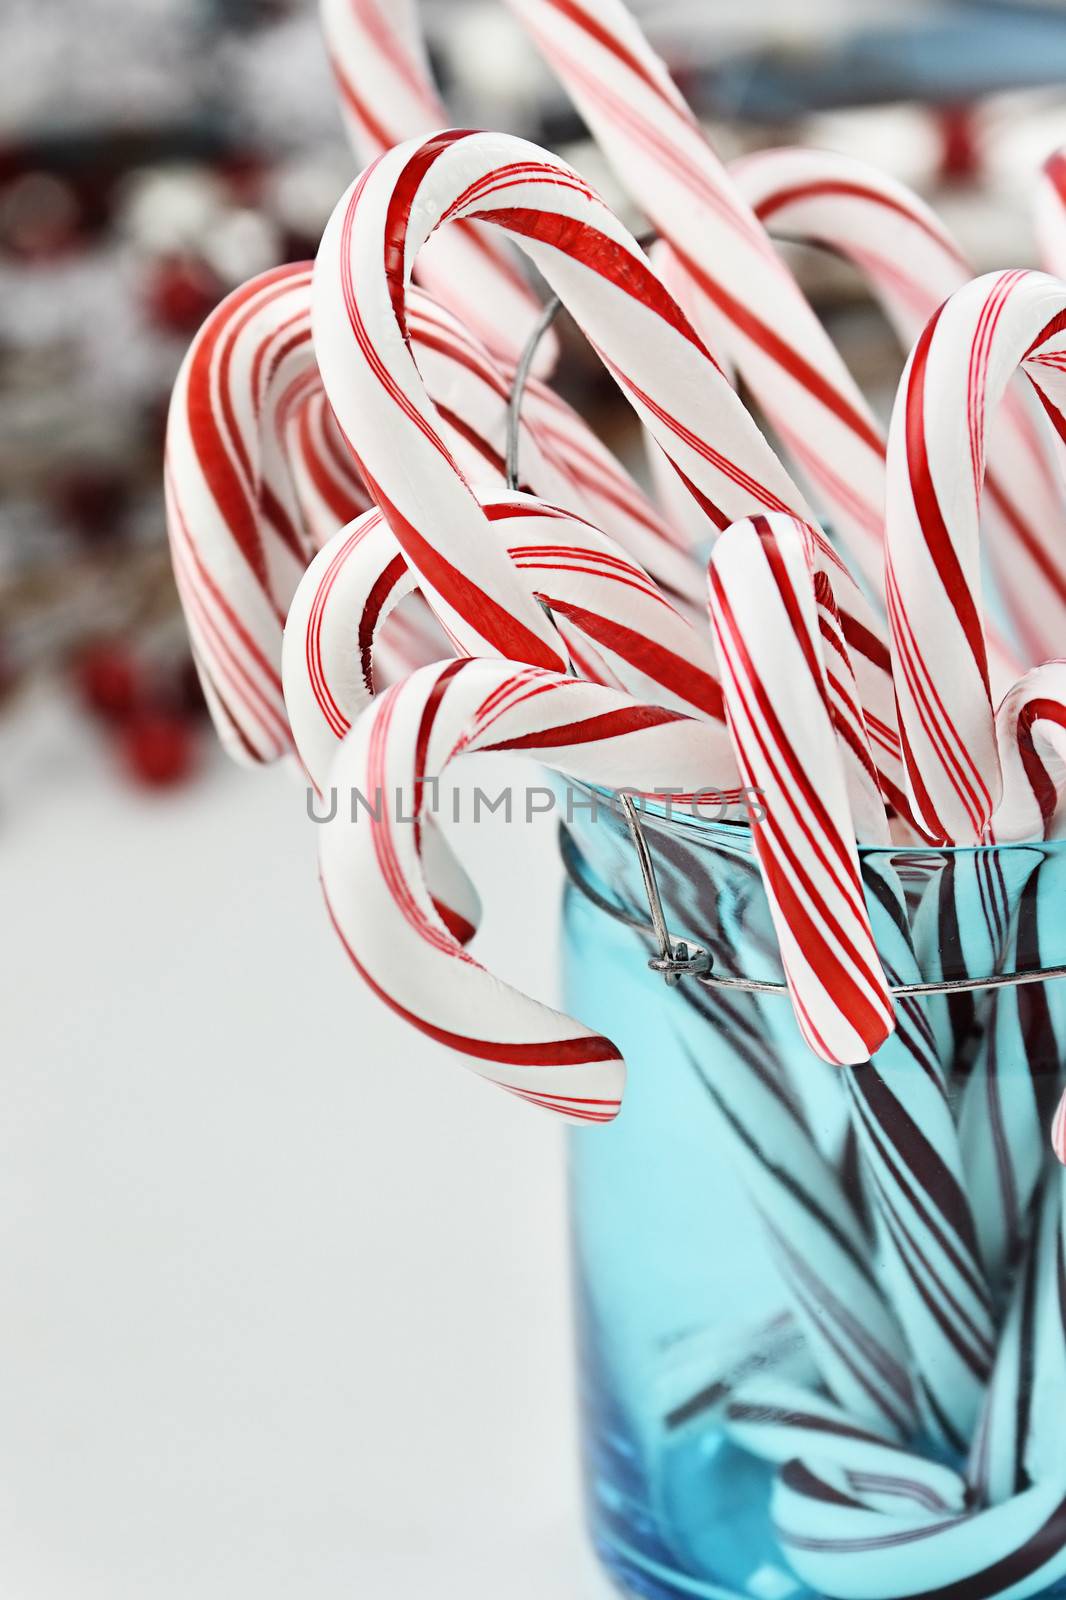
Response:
561,799,1066,1600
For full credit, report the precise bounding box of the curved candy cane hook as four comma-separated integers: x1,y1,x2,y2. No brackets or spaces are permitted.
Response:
734,144,1064,678
312,130,902,808
320,0,553,371
318,657,734,1121
885,269,1066,843
165,263,371,765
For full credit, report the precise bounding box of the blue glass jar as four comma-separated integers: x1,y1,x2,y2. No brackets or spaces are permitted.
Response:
561,798,1066,1600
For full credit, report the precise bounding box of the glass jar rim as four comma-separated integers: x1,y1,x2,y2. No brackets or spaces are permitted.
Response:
562,786,1066,995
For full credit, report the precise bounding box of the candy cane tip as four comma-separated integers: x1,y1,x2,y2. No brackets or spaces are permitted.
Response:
1051,1087,1066,1165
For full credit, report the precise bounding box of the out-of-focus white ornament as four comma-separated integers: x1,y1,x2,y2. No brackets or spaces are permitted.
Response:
202,205,280,285
119,167,227,257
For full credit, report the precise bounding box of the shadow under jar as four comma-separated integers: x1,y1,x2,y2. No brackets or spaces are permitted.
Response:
560,794,1066,1600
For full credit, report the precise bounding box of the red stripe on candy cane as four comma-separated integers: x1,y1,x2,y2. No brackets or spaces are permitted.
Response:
670,244,883,457
322,877,623,1074
904,305,991,689
708,514,893,1062
473,208,714,359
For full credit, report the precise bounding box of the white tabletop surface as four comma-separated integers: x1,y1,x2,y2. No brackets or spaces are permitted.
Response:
1,696,616,1599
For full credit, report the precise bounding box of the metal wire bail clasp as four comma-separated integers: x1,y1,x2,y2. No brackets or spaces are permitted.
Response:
618,795,713,986
507,290,711,992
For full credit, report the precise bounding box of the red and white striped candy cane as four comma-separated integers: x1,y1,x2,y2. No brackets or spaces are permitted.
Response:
404,287,700,607
1035,148,1066,279
165,263,372,765
312,129,906,820
518,362,700,607
311,130,808,669
319,0,550,370
284,384,373,553
283,491,736,794
886,269,1066,844
162,263,498,764
992,661,1066,841
707,512,895,1065
318,657,733,1122
502,0,889,591
733,144,1062,677
165,248,670,762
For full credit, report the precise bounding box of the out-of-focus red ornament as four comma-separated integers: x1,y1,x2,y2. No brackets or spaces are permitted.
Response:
215,151,267,207
936,104,980,185
0,641,16,708
76,642,141,723
145,254,222,334
119,712,197,787
0,171,82,260
56,465,129,545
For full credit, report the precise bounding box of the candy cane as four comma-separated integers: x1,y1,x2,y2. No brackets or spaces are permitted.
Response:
846,855,995,1453
165,263,372,765
165,246,680,762
1011,1171,1066,1493
312,132,792,658
284,383,373,553
951,852,1059,1296
284,491,734,795
770,1217,1066,1600
672,1190,1066,1600
674,997,917,1438
319,0,551,370
774,1463,1066,1600
707,511,993,1440
993,662,1066,841
886,269,1066,844
318,657,739,1122
967,1172,1066,1511
712,1376,965,1518
733,144,1063,677
502,0,891,591
404,286,702,607
706,512,894,1064
162,263,498,764
517,362,702,609
313,130,908,819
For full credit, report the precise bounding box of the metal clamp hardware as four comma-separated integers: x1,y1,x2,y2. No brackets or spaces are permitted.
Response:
618,794,712,985
508,293,714,989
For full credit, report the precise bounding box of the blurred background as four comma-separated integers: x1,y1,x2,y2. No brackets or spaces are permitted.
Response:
4,3,1066,1596
5,0,1066,789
